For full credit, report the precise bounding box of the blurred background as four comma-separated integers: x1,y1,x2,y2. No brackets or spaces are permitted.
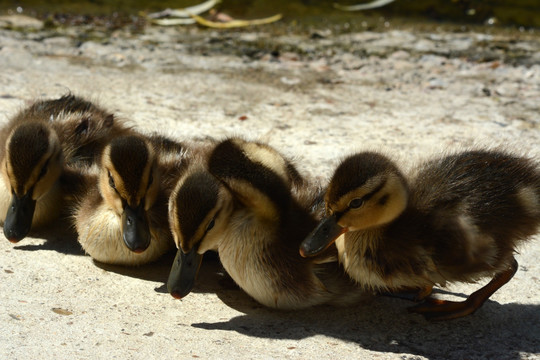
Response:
0,0,538,31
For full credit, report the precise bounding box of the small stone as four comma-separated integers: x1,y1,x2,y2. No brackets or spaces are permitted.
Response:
280,77,300,85
52,308,73,316
0,15,43,29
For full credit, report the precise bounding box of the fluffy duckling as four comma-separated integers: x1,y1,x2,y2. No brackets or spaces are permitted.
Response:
73,133,184,266
300,150,540,320
167,138,364,309
0,94,128,242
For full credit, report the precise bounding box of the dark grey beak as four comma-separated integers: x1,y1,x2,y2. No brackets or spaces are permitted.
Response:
300,215,347,257
3,192,36,243
122,203,151,253
167,247,203,299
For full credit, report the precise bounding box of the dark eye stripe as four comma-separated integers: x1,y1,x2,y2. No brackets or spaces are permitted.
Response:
361,179,387,202
206,218,215,232
205,209,220,234
147,172,154,190
108,172,116,190
37,158,50,181
175,172,220,246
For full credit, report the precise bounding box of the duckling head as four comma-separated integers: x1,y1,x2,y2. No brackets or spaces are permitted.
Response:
99,135,159,253
167,169,233,299
2,122,63,242
53,96,118,164
300,152,408,257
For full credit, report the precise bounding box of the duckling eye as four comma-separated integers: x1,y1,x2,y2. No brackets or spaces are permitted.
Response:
37,159,50,181
108,172,116,190
349,198,364,209
206,218,216,232
38,165,47,180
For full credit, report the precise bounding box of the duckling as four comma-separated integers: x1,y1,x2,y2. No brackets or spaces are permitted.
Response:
0,94,129,242
167,138,365,309
300,150,540,320
73,133,184,266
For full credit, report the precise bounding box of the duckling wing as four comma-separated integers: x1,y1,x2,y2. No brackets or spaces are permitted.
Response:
410,150,540,277
208,139,293,221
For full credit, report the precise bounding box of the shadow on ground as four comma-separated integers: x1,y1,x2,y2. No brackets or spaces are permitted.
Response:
12,224,84,256
12,226,537,360
93,250,228,294
192,286,540,360
64,243,539,360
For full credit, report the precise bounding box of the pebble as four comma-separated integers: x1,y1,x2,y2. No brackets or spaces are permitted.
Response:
0,15,43,30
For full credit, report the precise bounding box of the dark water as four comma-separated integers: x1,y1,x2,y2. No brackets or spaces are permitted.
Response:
1,0,539,29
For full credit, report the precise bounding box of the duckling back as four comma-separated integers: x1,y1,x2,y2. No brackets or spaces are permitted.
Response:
208,138,363,309
409,150,540,278
8,94,130,165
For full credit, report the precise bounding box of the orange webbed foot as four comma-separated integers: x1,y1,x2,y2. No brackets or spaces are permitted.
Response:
408,297,478,321
408,258,518,321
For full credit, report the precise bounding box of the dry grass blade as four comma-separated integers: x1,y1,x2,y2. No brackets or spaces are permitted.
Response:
334,0,396,11
189,13,282,28
147,0,220,25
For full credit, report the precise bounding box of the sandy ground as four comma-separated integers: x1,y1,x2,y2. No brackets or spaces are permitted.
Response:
0,16,539,360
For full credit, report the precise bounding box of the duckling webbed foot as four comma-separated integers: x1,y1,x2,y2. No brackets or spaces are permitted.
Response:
408,258,518,321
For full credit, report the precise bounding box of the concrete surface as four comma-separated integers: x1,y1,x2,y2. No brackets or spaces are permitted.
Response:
0,18,539,360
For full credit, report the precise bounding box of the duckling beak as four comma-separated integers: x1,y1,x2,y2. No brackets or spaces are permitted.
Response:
3,192,36,243
299,215,347,257
121,203,151,253
167,247,203,299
